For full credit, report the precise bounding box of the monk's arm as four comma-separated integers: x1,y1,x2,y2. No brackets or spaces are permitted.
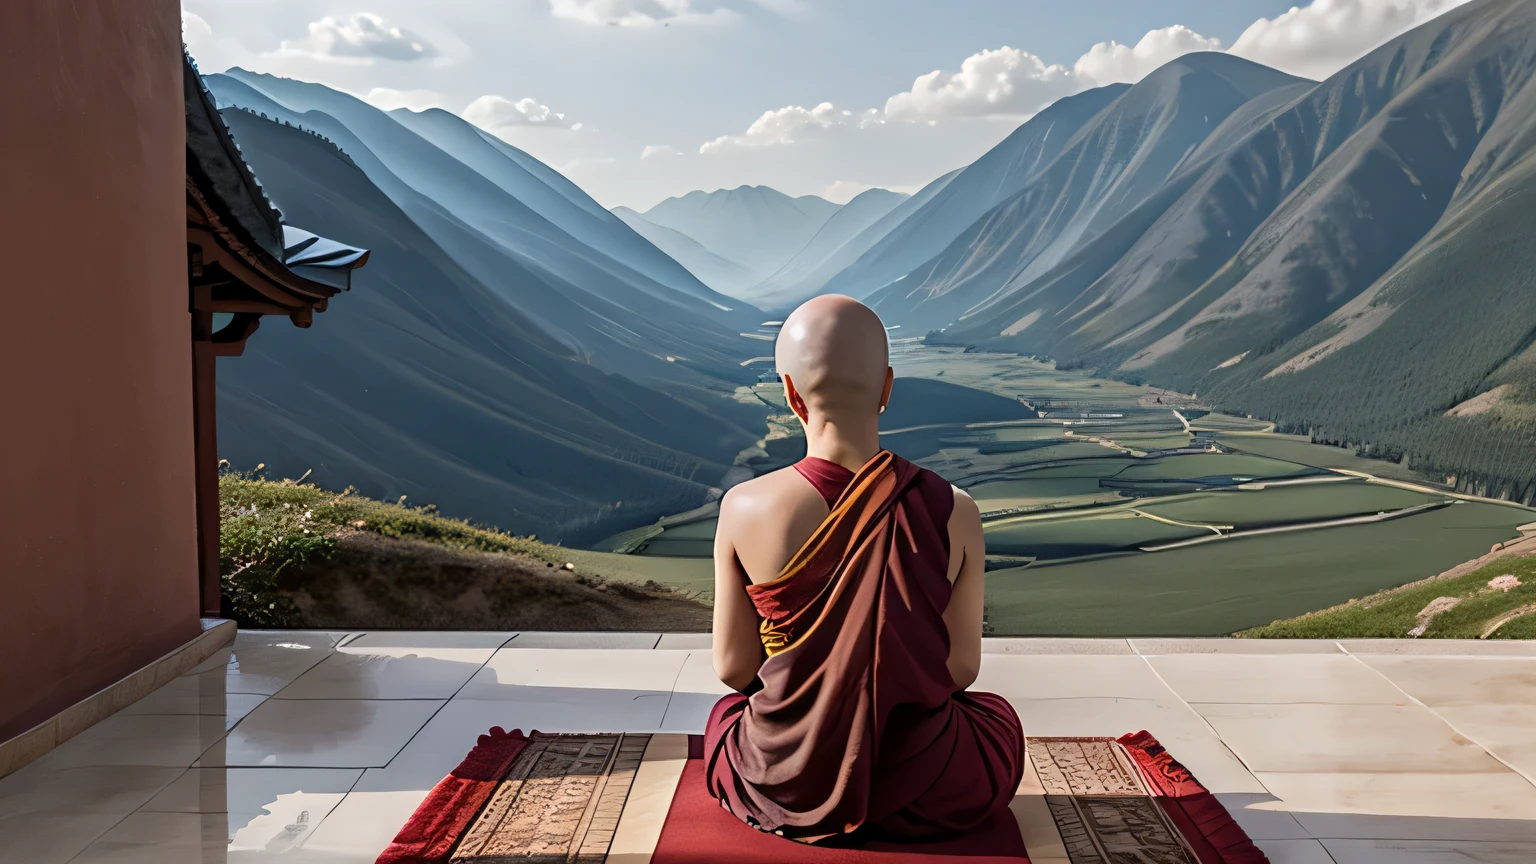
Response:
942,489,986,690
712,496,766,691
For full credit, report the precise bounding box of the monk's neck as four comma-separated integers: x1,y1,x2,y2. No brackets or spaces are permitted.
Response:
802,413,881,472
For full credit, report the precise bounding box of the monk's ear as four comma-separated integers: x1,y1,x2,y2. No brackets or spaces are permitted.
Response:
784,374,810,424
878,367,894,415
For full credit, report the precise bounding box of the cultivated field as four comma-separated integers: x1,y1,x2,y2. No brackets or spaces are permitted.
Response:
593,346,1536,636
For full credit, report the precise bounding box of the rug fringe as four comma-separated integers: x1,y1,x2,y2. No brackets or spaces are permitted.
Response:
1117,730,1271,864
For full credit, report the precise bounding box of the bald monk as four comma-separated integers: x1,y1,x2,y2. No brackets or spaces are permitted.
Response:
704,295,1024,844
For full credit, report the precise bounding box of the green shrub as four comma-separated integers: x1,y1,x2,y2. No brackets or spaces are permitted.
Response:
217,464,568,626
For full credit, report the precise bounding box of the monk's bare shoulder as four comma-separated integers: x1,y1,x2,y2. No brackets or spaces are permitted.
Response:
950,485,980,523
721,467,830,583
720,467,822,531
945,485,982,583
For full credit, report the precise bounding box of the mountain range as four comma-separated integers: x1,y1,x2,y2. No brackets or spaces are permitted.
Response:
209,70,759,381
924,0,1536,497
206,0,1536,541
613,185,909,310
208,74,769,545
641,0,1536,497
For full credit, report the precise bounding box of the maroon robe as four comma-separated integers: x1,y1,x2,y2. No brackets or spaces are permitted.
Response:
704,451,1025,843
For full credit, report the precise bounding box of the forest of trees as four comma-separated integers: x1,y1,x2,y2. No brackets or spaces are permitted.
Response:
227,107,359,169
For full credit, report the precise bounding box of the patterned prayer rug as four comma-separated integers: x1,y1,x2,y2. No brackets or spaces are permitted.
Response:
377,729,1268,864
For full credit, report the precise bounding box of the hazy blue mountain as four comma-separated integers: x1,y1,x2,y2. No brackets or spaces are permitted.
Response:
642,186,841,293
750,187,910,310
209,70,761,382
866,53,1307,330
819,84,1131,301
217,111,767,545
386,107,737,310
774,168,964,304
942,0,1536,496
610,205,759,299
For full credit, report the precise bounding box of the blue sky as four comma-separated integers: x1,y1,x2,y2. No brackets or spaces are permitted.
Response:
184,0,1470,209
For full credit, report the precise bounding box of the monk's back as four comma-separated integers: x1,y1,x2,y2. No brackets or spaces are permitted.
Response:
705,452,1023,842
720,459,964,589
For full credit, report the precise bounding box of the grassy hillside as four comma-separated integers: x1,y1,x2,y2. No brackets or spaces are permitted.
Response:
219,469,709,631
1242,537,1536,638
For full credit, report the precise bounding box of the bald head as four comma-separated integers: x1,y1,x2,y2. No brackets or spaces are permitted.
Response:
776,295,891,420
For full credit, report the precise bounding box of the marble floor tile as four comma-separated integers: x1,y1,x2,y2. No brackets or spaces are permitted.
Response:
1132,639,1343,655
183,632,337,696
458,648,688,701
1251,839,1336,864
0,809,134,864
120,676,268,726
1430,704,1536,781
465,693,675,735
1215,793,1314,841
659,692,721,732
1259,771,1536,841
1150,654,1410,705
1005,696,1266,794
285,786,426,864
141,766,362,820
352,700,518,790
347,698,671,798
1358,656,1536,707
40,713,228,769
981,638,1134,655
11,631,1536,864
972,654,1173,700
1340,640,1536,657
1191,702,1508,774
1323,838,1536,862
273,645,496,700
504,632,662,649
343,631,514,650
670,650,731,696
0,762,182,815
661,651,732,732
211,699,443,768
72,792,360,861
655,633,713,650
70,811,235,863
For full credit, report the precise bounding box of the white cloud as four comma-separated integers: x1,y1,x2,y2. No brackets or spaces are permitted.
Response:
277,13,437,63
463,95,577,137
1230,0,1474,81
701,102,880,153
641,144,682,159
182,9,213,50
698,0,1471,156
883,47,1079,121
362,87,449,112
1074,25,1223,86
698,30,1224,153
548,0,735,28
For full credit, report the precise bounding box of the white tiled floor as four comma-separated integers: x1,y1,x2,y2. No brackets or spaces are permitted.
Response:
2,633,1534,862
